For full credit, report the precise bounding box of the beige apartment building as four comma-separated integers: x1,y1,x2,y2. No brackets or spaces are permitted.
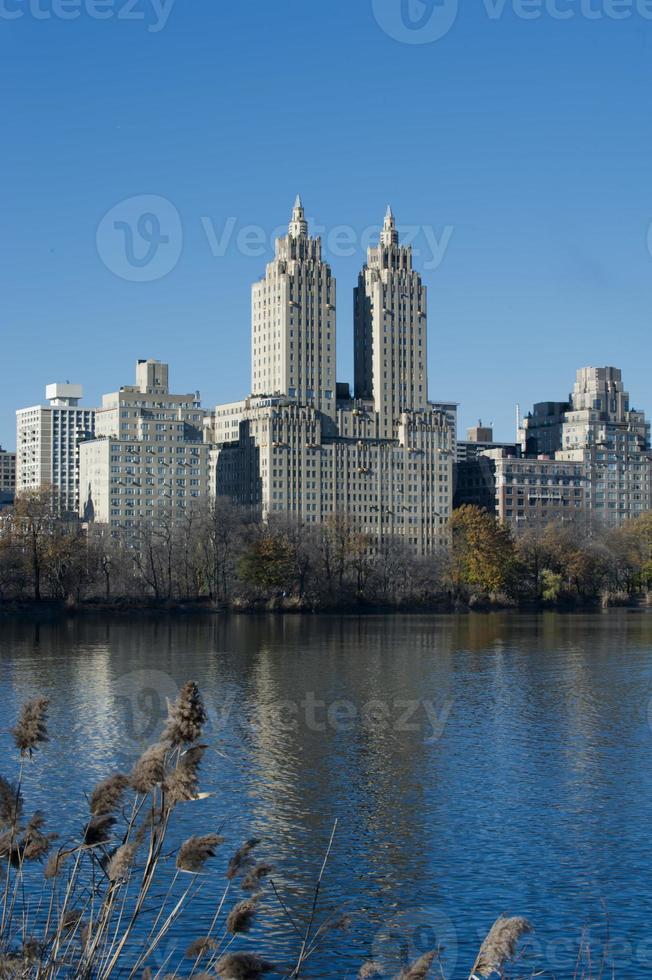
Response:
209,201,456,556
16,384,95,512
79,360,211,527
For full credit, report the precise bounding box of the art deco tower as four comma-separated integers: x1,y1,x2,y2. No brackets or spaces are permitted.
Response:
251,196,336,418
354,207,428,438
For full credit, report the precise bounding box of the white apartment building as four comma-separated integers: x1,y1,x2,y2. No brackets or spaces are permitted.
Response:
79,360,211,527
210,202,456,556
16,384,95,512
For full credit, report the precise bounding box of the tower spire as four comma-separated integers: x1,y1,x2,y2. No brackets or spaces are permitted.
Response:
289,194,308,238
380,204,398,246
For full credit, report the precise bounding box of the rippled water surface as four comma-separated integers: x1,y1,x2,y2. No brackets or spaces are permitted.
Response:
2,611,652,978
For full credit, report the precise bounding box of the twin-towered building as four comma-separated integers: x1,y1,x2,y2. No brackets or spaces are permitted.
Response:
207,199,455,555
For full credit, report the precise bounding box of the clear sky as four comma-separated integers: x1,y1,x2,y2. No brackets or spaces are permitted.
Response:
2,0,651,450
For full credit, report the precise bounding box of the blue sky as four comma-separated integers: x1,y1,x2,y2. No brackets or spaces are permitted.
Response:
1,0,651,449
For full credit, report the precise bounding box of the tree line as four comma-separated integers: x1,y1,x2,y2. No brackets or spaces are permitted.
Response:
0,489,650,608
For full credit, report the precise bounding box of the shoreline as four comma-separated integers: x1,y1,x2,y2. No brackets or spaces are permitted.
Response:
0,596,649,619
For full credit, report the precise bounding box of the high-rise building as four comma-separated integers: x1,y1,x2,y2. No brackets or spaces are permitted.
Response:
251,196,336,419
16,384,95,512
210,201,456,557
0,447,16,509
354,207,427,438
79,360,211,527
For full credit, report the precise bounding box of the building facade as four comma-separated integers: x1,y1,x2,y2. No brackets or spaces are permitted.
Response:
252,195,336,420
79,360,211,527
354,207,428,439
555,367,651,524
455,448,586,529
16,384,95,512
0,447,16,509
456,423,520,463
460,367,652,530
210,202,456,556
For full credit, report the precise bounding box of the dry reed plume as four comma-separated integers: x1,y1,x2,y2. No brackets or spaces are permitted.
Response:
397,951,439,979
163,680,207,746
89,773,130,815
469,914,533,978
226,896,260,934
215,951,275,978
227,837,261,880
358,963,383,978
130,741,168,794
11,697,49,757
176,833,224,873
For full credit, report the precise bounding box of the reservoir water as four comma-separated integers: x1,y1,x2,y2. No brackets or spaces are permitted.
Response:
1,611,651,978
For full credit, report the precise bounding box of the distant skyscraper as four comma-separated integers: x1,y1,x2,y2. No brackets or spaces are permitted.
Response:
354,207,428,438
251,196,336,419
16,384,95,512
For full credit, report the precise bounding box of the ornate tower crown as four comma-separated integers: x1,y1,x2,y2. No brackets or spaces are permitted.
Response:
380,204,399,247
288,194,308,239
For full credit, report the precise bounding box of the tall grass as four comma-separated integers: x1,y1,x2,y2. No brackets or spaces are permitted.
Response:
0,685,614,979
